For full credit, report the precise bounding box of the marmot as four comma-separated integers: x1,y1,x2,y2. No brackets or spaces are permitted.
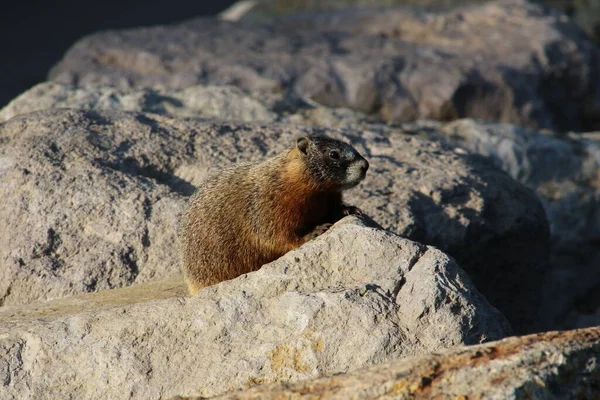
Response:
180,136,369,295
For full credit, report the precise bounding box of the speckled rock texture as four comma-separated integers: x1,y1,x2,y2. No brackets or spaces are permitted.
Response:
0,82,276,123
408,119,600,331
0,1,596,399
187,325,600,400
48,0,600,132
0,108,547,333
0,217,510,400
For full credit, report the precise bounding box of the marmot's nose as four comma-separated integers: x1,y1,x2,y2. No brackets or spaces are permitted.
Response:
360,158,369,174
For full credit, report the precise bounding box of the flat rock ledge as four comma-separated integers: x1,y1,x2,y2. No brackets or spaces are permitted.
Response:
0,218,509,400
0,82,277,124
179,325,600,400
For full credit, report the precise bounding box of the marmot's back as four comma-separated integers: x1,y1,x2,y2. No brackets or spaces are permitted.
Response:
180,136,369,294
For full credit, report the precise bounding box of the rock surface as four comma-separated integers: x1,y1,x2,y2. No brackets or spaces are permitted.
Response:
399,119,600,331
0,107,547,333
48,0,600,132
239,0,600,47
0,110,187,307
0,82,276,123
0,1,596,398
2,29,594,335
0,217,510,400
0,81,372,129
188,325,600,400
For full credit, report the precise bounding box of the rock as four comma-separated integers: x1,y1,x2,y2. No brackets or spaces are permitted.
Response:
343,132,549,335
219,1,259,22
542,0,600,45
0,112,186,307
0,82,276,123
195,325,600,400
0,108,547,333
239,0,600,47
0,217,511,400
48,0,600,132
402,118,600,331
237,0,488,23
0,81,375,129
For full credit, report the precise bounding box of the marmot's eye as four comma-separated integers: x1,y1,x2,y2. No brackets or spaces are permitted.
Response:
329,150,340,160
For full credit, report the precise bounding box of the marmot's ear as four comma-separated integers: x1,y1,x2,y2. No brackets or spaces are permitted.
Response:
296,136,310,155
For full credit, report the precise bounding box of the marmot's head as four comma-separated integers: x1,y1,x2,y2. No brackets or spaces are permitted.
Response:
296,136,369,190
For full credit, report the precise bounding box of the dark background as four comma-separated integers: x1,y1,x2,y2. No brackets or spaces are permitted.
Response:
1,1,235,108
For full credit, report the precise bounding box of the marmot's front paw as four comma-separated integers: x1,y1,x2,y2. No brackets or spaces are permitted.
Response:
342,205,364,216
303,223,333,241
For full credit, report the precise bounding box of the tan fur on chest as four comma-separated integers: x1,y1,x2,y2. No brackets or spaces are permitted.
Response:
276,152,327,236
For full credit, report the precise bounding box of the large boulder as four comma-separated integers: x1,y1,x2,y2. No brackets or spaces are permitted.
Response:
238,0,600,47
48,0,600,132
405,118,600,331
199,325,600,400
0,108,547,332
0,82,276,124
0,81,372,129
0,217,510,400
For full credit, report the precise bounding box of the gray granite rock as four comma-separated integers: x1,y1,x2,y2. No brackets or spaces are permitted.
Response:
0,81,372,129
239,0,600,47
48,0,600,132
199,324,600,400
0,82,276,123
0,108,547,333
407,118,600,331
0,111,186,307
0,217,510,400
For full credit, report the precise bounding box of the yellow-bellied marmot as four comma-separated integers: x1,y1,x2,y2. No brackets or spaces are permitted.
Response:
180,136,369,294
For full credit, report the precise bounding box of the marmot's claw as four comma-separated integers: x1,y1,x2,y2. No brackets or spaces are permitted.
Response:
342,205,364,217
304,223,332,241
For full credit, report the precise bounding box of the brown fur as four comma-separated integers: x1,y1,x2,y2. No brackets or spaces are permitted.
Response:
179,136,369,294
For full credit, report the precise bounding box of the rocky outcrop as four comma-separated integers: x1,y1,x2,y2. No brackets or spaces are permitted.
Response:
0,82,276,123
191,325,600,400
0,107,547,332
5,32,598,332
48,0,600,132
0,81,371,129
239,0,600,47
0,110,186,307
0,1,597,399
0,217,510,400
399,119,600,331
